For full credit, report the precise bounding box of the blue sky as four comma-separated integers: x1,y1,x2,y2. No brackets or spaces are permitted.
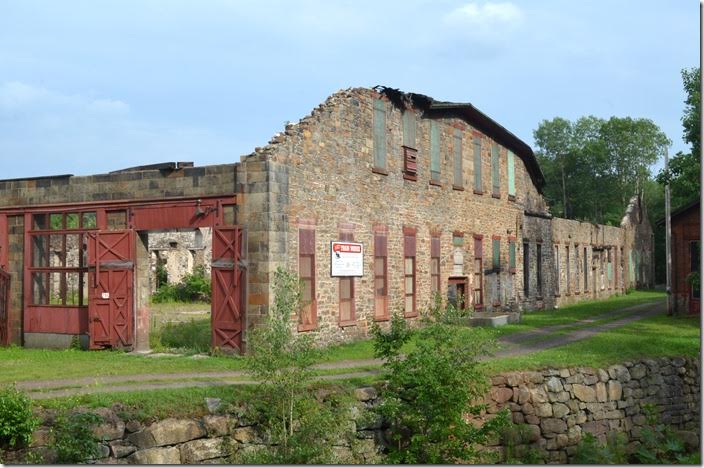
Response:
0,0,698,179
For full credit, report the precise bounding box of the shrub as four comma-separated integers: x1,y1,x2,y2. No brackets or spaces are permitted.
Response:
50,411,102,464
152,266,211,303
372,302,509,464
0,385,38,449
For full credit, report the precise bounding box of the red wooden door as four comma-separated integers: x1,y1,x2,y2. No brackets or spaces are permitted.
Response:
0,269,9,346
87,230,134,350
211,227,245,352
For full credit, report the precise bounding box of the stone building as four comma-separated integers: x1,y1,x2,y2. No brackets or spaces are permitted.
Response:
0,87,653,351
148,228,212,294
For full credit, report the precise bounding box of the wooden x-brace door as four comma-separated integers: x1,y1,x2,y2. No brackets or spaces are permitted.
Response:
211,227,245,352
87,230,134,350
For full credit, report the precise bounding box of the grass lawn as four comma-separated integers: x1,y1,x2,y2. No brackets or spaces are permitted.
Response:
484,313,700,374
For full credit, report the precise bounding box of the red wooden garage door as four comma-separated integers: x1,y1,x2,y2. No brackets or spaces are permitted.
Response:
87,230,134,350
211,227,245,352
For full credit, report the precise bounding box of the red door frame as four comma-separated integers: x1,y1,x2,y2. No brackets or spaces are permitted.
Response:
0,269,10,346
10,195,242,350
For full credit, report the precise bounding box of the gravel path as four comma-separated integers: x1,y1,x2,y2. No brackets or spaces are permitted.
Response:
18,300,665,400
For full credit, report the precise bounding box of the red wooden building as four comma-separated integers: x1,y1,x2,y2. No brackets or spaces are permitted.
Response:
670,199,700,315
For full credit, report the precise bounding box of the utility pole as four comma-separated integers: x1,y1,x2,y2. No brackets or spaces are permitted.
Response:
665,147,672,316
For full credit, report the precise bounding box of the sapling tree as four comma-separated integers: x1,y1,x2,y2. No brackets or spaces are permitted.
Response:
372,301,509,463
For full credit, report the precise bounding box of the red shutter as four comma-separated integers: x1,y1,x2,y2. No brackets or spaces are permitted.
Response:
474,235,483,258
300,229,315,254
431,236,440,257
374,233,387,256
404,227,416,257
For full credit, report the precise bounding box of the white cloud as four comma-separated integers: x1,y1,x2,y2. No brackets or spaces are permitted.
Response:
442,1,524,48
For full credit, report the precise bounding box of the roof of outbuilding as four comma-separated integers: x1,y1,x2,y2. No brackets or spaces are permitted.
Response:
656,197,700,226
374,86,546,193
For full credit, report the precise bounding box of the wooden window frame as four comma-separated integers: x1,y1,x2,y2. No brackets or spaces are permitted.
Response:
338,230,356,327
491,143,500,198
372,98,388,174
452,129,463,190
508,236,516,274
431,233,441,296
403,227,417,317
473,234,484,310
473,136,483,194
298,228,317,332
507,150,516,200
373,227,389,321
430,121,441,185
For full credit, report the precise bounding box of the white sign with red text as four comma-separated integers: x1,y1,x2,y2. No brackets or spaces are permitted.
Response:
330,241,364,277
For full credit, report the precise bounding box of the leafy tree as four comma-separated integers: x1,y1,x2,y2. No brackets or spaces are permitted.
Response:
372,302,509,463
534,115,669,225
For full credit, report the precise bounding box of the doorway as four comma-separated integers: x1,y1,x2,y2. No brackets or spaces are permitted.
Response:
447,277,469,311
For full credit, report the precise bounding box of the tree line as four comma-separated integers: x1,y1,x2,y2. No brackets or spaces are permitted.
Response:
533,68,700,283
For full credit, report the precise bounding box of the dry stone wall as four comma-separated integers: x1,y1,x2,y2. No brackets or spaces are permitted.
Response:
8,357,697,465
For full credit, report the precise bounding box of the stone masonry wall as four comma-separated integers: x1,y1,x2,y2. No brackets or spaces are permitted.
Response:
8,357,698,465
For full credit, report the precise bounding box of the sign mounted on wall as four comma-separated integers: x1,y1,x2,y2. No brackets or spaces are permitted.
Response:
330,241,364,277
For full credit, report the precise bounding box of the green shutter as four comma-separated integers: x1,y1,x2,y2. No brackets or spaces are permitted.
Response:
507,150,515,197
430,121,440,180
509,241,516,269
373,99,386,170
402,110,416,148
453,129,462,187
473,137,482,192
492,238,500,269
491,144,500,195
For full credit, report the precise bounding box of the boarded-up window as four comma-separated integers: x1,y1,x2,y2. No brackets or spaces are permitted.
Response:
507,150,515,198
404,227,417,317
402,110,416,148
473,137,482,192
374,230,388,320
430,121,441,183
492,237,500,269
373,99,387,171
339,231,355,325
473,235,483,308
453,129,463,189
509,238,516,273
491,144,500,197
299,229,316,331
431,234,440,295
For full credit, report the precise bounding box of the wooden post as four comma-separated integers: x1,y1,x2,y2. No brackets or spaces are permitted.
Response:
665,147,672,315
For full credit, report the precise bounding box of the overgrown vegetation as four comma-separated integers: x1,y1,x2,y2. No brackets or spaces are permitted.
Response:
50,411,102,463
151,266,211,303
233,268,350,463
150,318,211,354
0,385,38,450
372,300,509,463
573,404,700,464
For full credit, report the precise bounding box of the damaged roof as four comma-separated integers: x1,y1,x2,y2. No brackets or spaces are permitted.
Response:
375,86,545,193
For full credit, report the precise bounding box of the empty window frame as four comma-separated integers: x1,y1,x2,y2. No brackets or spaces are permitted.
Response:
575,244,580,294
536,243,543,296
453,129,463,189
607,248,613,289
473,235,484,309
523,241,530,296
29,211,97,307
565,245,571,295
430,121,441,184
338,231,355,326
473,136,482,193
554,244,560,295
298,228,317,331
491,143,500,197
507,150,516,199
583,246,589,291
431,233,441,295
373,99,387,173
374,230,389,320
403,227,417,317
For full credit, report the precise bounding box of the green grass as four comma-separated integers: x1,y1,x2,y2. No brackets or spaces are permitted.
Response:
484,313,700,374
150,318,211,353
0,346,245,384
